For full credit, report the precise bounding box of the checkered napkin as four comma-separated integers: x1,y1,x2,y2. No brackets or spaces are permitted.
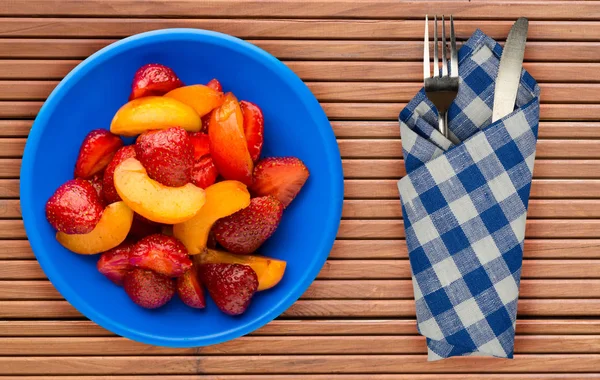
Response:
397,30,540,361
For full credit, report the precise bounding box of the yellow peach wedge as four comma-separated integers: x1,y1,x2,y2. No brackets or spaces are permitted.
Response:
56,201,133,255
114,158,206,224
195,249,286,291
164,84,223,117
173,180,250,254
110,96,201,136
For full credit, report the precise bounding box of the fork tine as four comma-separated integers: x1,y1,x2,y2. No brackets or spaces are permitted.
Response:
433,16,439,77
450,15,458,77
441,15,448,77
423,15,430,79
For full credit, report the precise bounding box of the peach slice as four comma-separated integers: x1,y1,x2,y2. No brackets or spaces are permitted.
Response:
56,201,133,255
164,85,223,118
110,96,201,136
173,180,250,255
195,249,286,291
113,157,206,224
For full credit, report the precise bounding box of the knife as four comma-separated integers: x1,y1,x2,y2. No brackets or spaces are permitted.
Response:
491,17,529,122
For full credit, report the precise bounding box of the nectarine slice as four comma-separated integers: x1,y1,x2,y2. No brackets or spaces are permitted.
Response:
114,158,206,224
110,96,201,136
195,249,286,291
173,180,250,254
56,201,133,255
164,85,223,118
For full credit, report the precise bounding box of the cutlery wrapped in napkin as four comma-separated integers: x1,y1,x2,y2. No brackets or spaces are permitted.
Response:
397,29,540,360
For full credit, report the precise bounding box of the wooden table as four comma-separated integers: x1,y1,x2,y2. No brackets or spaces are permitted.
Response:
2,0,600,378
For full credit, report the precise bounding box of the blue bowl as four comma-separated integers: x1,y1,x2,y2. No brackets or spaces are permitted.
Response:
20,29,343,347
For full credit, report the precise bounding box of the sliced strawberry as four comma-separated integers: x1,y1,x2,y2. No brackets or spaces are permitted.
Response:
86,171,106,205
123,268,175,309
97,242,134,285
45,179,104,234
177,264,205,309
206,78,223,93
188,132,211,160
129,234,192,277
240,100,264,163
250,157,309,208
74,129,123,179
103,145,136,204
213,196,283,254
127,215,162,240
199,263,258,316
190,155,219,189
129,63,183,100
135,127,194,187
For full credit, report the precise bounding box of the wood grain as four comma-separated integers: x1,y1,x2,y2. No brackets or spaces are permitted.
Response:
0,377,598,380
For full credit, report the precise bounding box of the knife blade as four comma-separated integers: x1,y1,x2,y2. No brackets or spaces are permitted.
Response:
492,17,529,122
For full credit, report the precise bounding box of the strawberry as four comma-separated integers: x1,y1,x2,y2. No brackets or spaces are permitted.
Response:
190,155,219,189
86,171,106,205
250,157,309,208
129,234,192,277
188,132,211,160
103,145,136,203
45,179,104,234
135,127,194,187
74,129,123,179
199,263,258,316
213,196,283,254
177,264,205,309
129,63,183,100
201,113,212,133
127,215,162,240
123,268,175,309
97,242,134,285
240,101,264,163
206,78,223,93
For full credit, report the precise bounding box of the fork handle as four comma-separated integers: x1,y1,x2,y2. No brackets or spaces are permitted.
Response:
438,111,449,139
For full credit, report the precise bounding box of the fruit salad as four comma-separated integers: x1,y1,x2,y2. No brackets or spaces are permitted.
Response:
45,63,310,316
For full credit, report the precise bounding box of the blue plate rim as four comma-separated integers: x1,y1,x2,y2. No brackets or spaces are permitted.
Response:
20,28,344,347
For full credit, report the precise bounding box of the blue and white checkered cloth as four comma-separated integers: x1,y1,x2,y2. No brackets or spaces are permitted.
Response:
398,29,540,361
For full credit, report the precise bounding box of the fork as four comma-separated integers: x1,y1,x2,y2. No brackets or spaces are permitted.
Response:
424,15,459,139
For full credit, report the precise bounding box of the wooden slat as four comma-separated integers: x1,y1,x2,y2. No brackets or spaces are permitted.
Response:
2,1,600,20
2,19,600,41
0,376,598,380
2,61,600,83
2,354,600,374
4,259,600,280
2,319,600,338
2,299,600,319
1,334,600,355
0,39,598,62
2,279,599,300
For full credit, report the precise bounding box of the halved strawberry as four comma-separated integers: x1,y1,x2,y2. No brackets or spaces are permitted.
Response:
213,196,283,254
250,157,309,208
97,242,134,285
103,145,136,204
86,171,106,205
129,234,192,277
190,155,219,189
123,268,175,309
45,178,104,234
240,100,264,163
129,63,183,100
206,78,223,93
135,127,194,187
199,263,258,316
188,132,211,160
177,264,205,309
74,129,123,179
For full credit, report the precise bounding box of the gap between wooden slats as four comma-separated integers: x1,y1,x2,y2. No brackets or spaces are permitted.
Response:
0,39,598,62
1,61,599,83
0,335,599,355
1,81,598,104
1,0,600,20
2,19,600,41
1,279,598,300
2,355,600,374
1,260,599,281
2,319,600,337
1,239,600,260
